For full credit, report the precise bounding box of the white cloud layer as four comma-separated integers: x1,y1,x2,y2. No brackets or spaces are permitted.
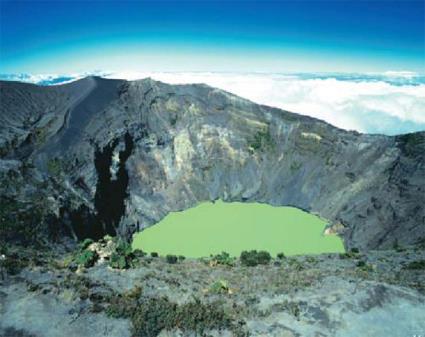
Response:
2,71,425,135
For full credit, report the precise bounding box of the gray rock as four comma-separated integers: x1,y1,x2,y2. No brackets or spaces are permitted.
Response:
0,283,132,337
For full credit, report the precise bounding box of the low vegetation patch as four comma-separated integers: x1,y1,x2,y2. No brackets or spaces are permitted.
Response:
240,250,271,267
76,250,98,268
79,238,94,250
109,240,136,269
276,252,286,260
210,251,236,266
0,196,48,245
165,254,178,264
107,290,243,337
356,260,374,272
403,260,425,270
47,158,63,177
248,127,275,152
68,236,141,270
339,248,361,259
208,279,232,295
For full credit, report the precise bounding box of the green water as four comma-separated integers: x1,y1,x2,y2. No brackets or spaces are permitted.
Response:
132,200,345,257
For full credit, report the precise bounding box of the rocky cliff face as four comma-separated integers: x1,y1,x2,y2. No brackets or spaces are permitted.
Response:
1,76,424,250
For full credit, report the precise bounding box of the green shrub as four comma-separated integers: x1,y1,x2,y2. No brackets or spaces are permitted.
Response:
404,260,425,270
240,250,271,267
116,240,132,256
356,260,373,272
257,251,271,264
106,292,242,336
339,250,360,259
150,252,159,258
209,280,230,294
106,287,142,318
211,251,235,266
175,299,232,334
109,240,135,269
131,297,177,337
287,302,301,319
277,252,285,260
305,256,317,264
129,296,233,337
110,252,128,269
47,158,63,176
178,255,186,261
133,249,147,258
240,251,257,267
79,238,94,250
76,250,98,268
290,161,302,172
166,255,178,264
356,260,366,267
248,127,275,152
103,234,113,242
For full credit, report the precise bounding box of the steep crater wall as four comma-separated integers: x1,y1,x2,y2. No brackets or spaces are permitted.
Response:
0,77,424,251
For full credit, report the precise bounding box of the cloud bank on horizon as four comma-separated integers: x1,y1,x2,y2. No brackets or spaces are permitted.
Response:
1,71,424,136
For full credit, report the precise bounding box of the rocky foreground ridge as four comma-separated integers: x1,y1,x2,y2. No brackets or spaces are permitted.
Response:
0,76,424,250
0,240,425,337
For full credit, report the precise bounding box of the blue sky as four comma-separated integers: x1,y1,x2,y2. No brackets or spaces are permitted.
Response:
0,0,424,73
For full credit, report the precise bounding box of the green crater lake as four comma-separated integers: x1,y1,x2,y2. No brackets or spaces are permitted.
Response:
132,200,345,257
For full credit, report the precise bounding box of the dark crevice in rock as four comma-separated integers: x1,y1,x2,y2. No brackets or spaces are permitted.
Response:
93,138,118,236
93,132,134,238
62,133,134,241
